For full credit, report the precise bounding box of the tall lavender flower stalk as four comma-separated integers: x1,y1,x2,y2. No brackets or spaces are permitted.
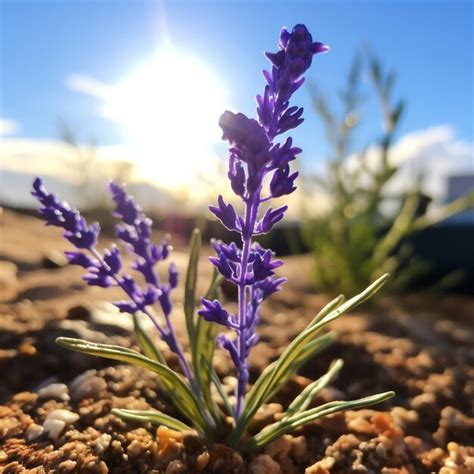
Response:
199,25,329,418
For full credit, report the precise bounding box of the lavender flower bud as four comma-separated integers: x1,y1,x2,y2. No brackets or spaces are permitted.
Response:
198,299,234,327
83,268,114,288
250,249,283,283
217,334,240,368
209,195,239,232
168,262,178,288
219,111,269,155
228,156,246,197
209,253,235,281
255,276,287,300
64,251,95,269
270,165,299,198
256,206,288,234
103,247,122,275
109,181,140,225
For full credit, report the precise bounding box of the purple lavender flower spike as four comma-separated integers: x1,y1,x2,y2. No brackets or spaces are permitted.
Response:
202,24,327,419
32,177,100,249
32,178,195,385
108,181,195,384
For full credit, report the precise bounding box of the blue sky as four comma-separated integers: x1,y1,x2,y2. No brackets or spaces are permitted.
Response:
0,0,473,202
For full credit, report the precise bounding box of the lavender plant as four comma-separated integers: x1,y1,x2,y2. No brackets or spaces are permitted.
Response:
32,25,394,451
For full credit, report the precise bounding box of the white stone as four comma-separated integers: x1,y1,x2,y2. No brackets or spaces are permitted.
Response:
93,433,112,454
38,383,70,401
25,423,44,441
43,418,66,440
47,409,79,424
70,370,106,401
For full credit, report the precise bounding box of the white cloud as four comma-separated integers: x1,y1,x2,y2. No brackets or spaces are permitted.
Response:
0,136,223,210
382,126,473,203
0,137,132,183
0,118,20,136
334,125,473,205
66,74,112,101
1,125,471,218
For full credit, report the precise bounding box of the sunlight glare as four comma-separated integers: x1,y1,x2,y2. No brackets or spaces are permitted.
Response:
103,46,228,191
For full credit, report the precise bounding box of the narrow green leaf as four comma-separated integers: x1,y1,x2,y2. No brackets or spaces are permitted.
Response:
231,274,389,446
184,228,201,343
208,361,235,418
56,337,208,433
227,332,335,447
132,312,166,365
267,274,388,393
283,359,344,419
240,332,336,426
111,409,194,432
308,294,345,327
264,332,337,403
246,391,395,450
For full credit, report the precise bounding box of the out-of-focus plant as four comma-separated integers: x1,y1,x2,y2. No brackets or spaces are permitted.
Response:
303,52,474,294
59,119,134,211
31,25,394,451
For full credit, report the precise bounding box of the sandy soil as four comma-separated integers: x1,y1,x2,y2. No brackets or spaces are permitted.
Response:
1,209,473,473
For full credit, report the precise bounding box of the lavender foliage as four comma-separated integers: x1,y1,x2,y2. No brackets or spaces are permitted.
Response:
199,24,328,418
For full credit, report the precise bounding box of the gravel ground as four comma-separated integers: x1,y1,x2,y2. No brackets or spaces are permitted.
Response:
1,209,473,473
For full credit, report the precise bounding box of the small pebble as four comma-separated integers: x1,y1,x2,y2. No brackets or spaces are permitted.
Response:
166,460,186,474
38,383,70,402
196,451,210,471
93,433,112,454
248,454,282,474
70,370,107,401
43,419,66,440
42,251,67,269
58,460,77,471
25,423,44,441
127,439,145,458
46,409,79,424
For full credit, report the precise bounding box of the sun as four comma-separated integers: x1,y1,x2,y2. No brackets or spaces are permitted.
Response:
103,45,228,191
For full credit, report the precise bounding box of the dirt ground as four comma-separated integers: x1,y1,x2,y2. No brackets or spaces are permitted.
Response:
1,209,473,473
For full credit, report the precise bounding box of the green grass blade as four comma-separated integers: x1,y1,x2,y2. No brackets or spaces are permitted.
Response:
111,409,194,432
246,391,395,450
261,274,388,403
56,337,209,433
